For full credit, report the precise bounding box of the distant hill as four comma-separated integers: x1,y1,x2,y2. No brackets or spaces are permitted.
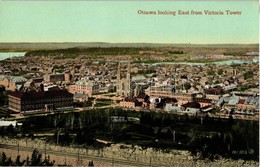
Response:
0,42,258,51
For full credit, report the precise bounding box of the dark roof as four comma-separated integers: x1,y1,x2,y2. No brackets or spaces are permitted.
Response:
31,78,44,83
136,93,147,99
9,90,73,100
125,97,138,103
164,97,178,103
181,101,201,109
205,87,224,95
194,98,212,103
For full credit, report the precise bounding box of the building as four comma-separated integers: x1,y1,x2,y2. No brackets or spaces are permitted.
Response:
73,93,88,102
68,80,99,97
8,90,73,113
116,62,131,97
43,73,71,84
119,97,142,109
0,118,17,127
146,85,175,98
0,75,28,91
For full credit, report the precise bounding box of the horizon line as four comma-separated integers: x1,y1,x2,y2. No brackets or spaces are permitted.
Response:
0,42,259,45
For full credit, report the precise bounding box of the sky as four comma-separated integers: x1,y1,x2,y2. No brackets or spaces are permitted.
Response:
0,1,259,44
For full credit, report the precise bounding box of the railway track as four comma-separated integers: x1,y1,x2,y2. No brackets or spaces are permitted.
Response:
0,144,160,167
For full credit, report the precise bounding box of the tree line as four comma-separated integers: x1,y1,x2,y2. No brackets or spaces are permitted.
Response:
0,149,56,166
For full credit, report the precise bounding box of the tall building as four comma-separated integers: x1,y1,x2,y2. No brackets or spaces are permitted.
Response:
116,62,131,97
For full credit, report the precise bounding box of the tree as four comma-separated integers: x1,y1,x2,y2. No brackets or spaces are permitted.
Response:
88,160,94,167
0,150,56,166
0,152,7,166
6,124,16,136
42,155,55,166
30,149,42,166
217,69,223,75
183,83,191,90
15,155,26,166
244,71,253,80
207,70,215,76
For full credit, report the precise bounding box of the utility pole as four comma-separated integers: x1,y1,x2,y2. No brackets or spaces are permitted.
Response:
17,140,19,155
112,152,114,166
172,131,176,143
44,140,47,158
56,128,61,145
77,148,80,166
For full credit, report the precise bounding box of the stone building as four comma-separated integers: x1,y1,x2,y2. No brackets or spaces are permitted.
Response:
8,90,73,113
43,73,71,84
68,80,99,97
116,62,131,97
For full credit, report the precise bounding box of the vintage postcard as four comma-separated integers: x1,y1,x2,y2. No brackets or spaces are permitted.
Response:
0,0,259,166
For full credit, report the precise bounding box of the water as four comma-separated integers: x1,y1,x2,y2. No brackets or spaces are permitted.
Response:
0,52,26,60
137,59,253,66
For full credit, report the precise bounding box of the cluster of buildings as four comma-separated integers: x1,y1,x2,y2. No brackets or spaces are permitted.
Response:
115,62,259,119
0,53,258,119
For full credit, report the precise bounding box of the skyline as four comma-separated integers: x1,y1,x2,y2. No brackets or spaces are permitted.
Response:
0,1,259,44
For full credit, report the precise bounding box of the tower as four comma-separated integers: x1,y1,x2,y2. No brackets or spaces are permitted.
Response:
116,62,121,96
116,62,131,97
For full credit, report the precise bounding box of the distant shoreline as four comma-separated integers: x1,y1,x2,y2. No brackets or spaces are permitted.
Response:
0,42,258,51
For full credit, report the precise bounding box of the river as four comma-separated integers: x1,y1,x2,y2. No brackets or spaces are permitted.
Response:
137,59,253,66
0,52,27,60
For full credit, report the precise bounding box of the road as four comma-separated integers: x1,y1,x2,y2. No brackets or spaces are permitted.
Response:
0,144,158,167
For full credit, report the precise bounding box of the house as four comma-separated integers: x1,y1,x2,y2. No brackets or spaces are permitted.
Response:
194,98,212,108
181,101,201,113
73,93,88,102
120,97,142,109
164,103,181,112
0,75,28,91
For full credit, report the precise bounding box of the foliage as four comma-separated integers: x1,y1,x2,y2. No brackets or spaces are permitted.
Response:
217,69,223,75
88,160,94,167
207,70,215,76
25,47,147,58
243,71,254,80
0,149,55,166
0,125,17,137
223,52,245,56
0,93,8,106
237,85,251,92
137,69,156,75
183,83,191,90
11,109,259,161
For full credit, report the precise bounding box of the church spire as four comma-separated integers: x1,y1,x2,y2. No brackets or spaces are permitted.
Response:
127,61,131,81
117,62,121,81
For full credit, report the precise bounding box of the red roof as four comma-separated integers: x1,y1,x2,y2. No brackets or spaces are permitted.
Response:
238,99,246,104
